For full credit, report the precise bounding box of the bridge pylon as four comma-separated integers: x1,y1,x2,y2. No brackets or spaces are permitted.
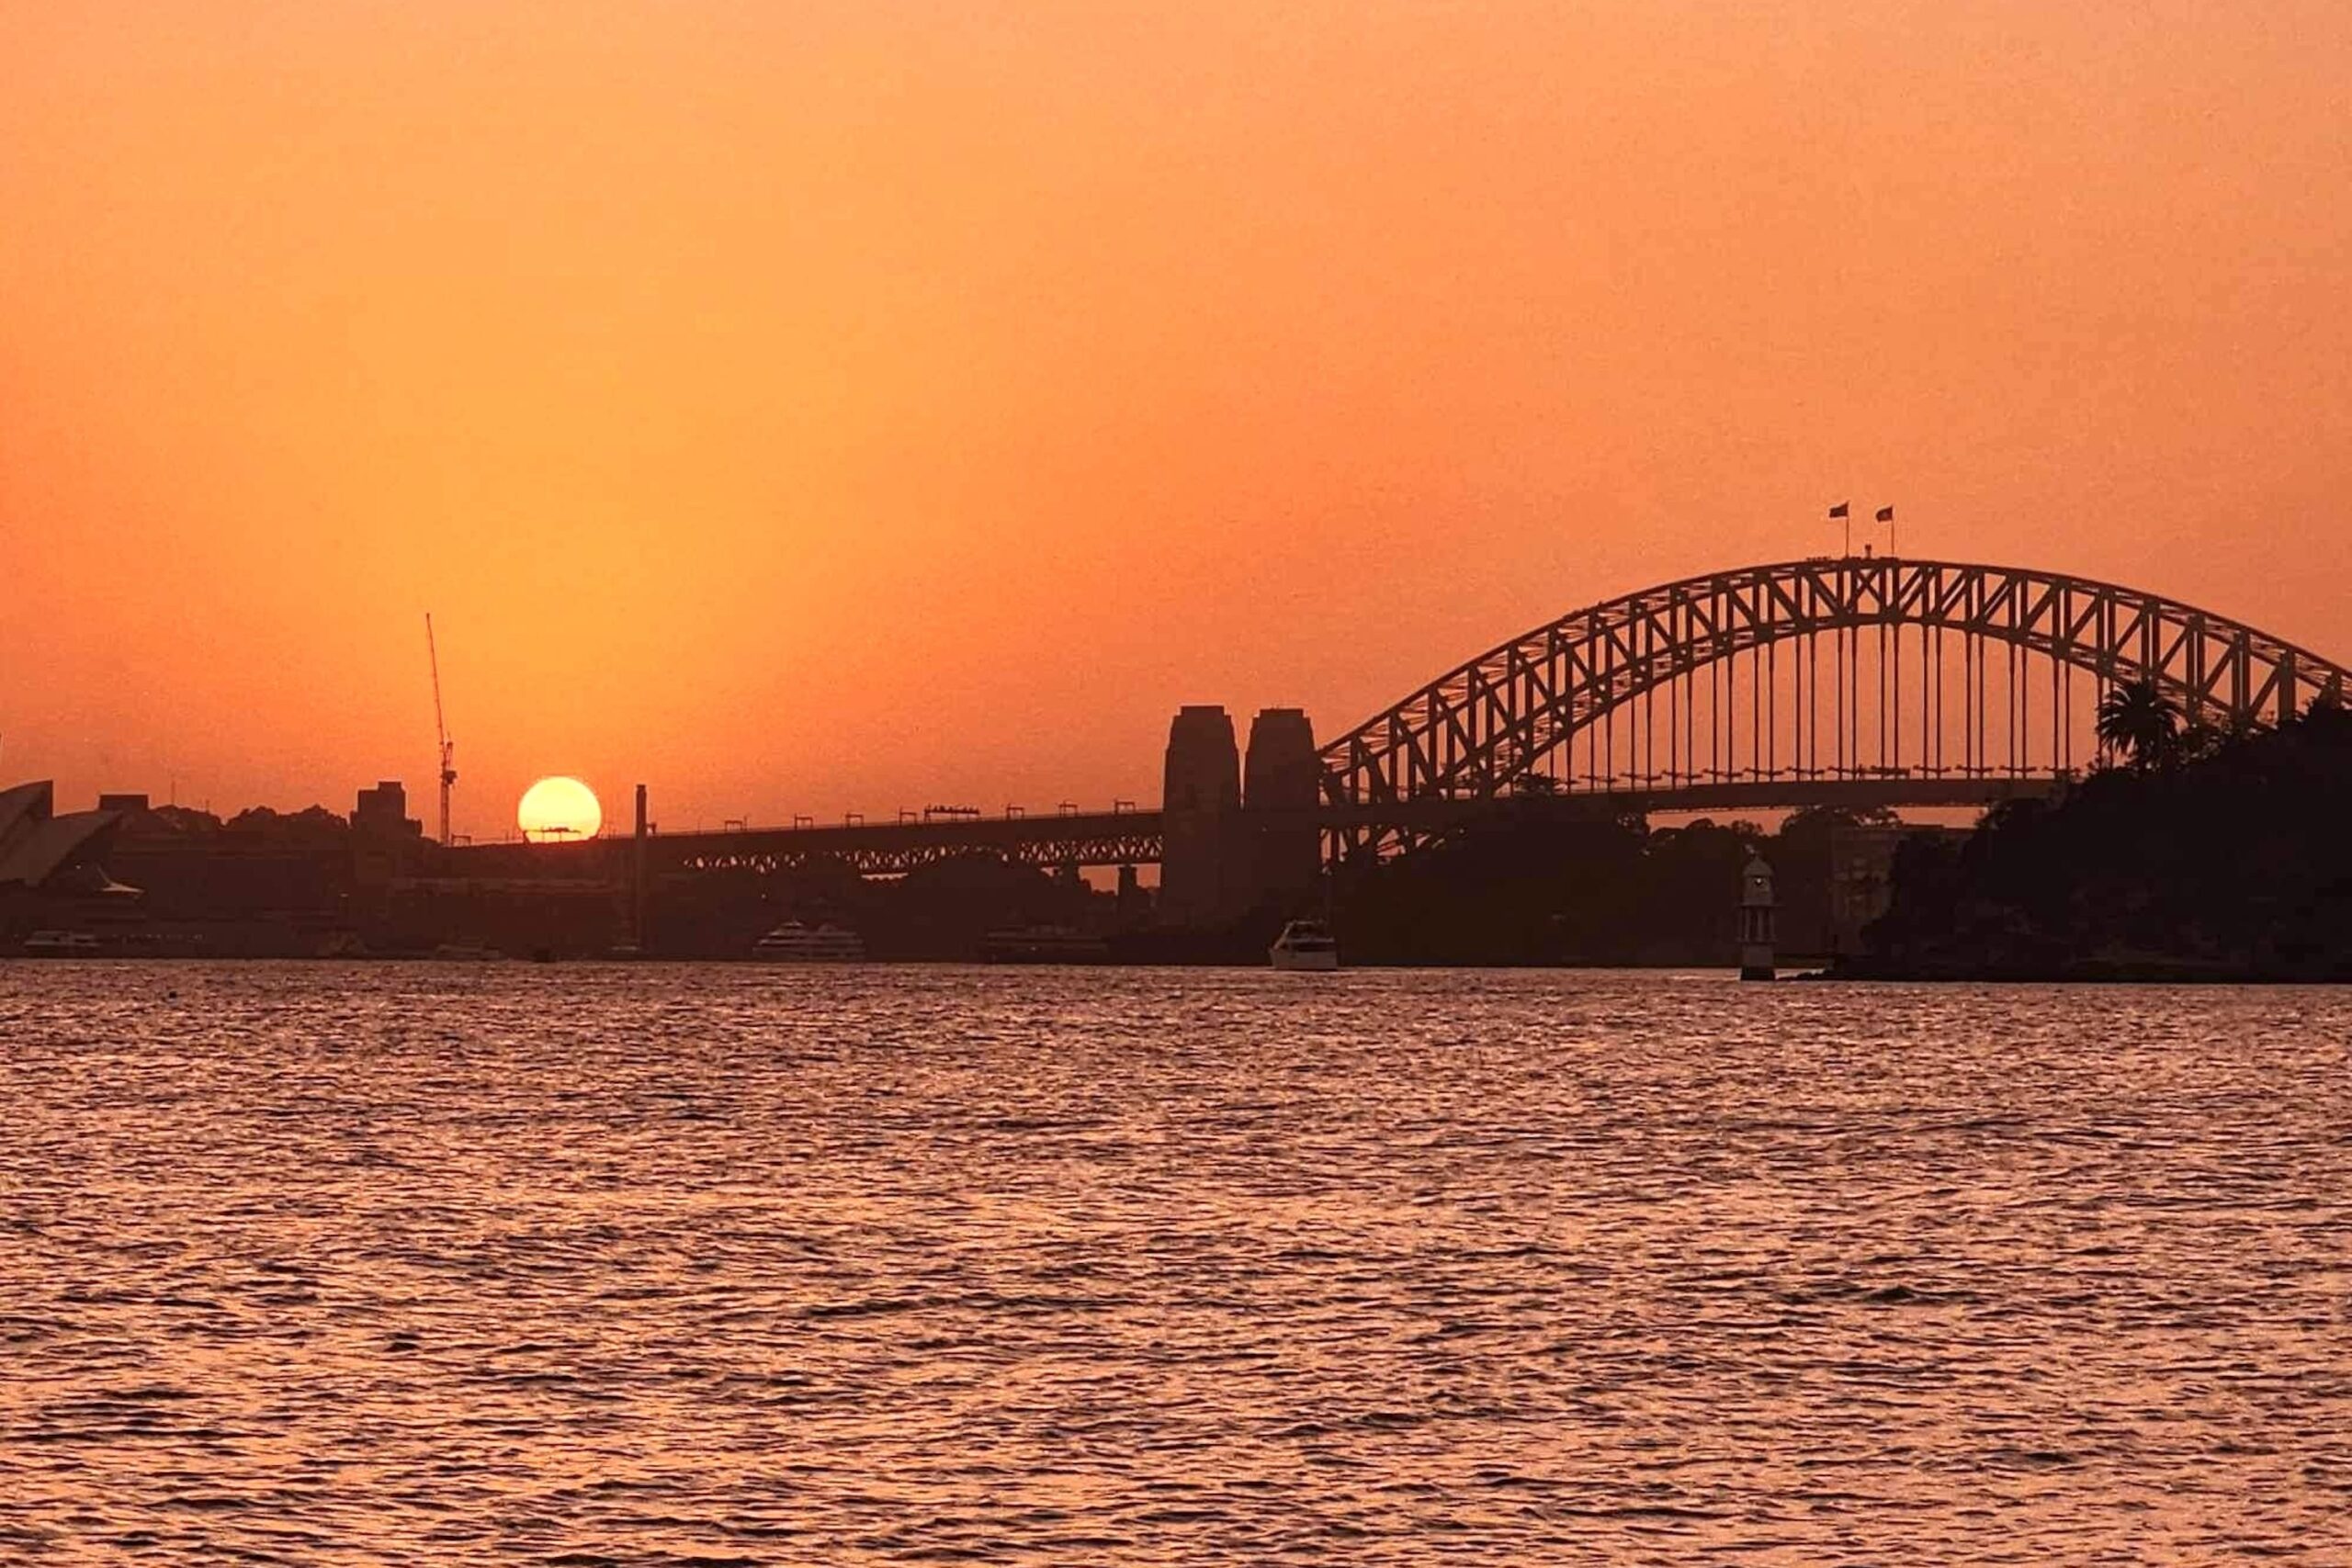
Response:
1244,708,1322,912
1159,705,1242,925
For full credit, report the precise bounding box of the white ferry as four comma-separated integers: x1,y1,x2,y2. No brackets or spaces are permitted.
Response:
1269,919,1340,972
752,921,866,962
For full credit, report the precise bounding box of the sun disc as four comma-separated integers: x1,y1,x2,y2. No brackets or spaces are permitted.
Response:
518,776,603,842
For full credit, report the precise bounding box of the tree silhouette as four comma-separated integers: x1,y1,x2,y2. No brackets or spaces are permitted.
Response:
2096,678,2179,769
1860,703,2352,980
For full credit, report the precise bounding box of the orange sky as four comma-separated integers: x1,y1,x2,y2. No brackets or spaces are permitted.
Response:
6,2,2350,837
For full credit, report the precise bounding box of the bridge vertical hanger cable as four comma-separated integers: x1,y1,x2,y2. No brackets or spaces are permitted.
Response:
2028,629,2038,773
1851,612,1861,778
1973,625,1983,776
1965,626,1975,776
1674,639,1693,784
1796,631,1806,777
1591,682,1600,788
1880,579,1891,776
1890,570,1901,776
2012,634,2023,776
1832,594,1841,777
1834,592,1846,778
1921,619,1931,776
1979,623,1990,776
1796,634,1815,780
1645,655,1656,787
1793,632,1804,777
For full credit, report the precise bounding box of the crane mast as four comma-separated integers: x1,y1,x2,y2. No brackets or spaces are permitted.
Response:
425,613,456,846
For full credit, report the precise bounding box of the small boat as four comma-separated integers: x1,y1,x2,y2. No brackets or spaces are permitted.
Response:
978,924,1111,964
20,931,101,957
1269,919,1340,971
752,921,866,962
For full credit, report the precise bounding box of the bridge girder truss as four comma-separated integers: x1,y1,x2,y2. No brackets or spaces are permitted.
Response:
663,821,1164,879
1319,557,2352,860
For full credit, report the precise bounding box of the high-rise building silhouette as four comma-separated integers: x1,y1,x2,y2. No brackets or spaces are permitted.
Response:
354,781,423,839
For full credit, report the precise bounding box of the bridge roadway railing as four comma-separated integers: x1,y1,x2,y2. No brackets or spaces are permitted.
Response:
1317,773,2056,829
647,809,1166,877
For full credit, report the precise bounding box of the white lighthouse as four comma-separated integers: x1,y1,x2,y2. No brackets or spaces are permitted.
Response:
1739,852,1778,981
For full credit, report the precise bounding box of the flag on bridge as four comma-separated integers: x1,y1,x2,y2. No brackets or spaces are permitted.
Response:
1828,502,1849,519
1875,506,1894,523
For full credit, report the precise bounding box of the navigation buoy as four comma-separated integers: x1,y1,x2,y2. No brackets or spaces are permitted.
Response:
1739,853,1778,981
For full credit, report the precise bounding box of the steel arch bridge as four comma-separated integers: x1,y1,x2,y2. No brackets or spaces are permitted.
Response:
455,554,2352,886
1319,556,2351,862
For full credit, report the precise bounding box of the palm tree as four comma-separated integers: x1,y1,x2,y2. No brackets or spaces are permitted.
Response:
2097,677,2179,769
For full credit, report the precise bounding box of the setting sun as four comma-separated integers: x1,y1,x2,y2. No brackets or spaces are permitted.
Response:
517,776,602,843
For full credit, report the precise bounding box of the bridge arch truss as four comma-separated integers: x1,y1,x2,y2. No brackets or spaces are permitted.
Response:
1319,557,2350,861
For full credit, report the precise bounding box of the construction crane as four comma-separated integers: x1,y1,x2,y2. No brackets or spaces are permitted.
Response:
425,613,457,846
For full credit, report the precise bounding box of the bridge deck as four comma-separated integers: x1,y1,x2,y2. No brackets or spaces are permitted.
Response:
447,774,2057,878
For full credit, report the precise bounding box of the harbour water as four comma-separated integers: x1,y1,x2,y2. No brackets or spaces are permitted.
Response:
3,964,2347,1562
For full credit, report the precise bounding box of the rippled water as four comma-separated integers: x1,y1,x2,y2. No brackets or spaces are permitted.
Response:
3,963,2348,1563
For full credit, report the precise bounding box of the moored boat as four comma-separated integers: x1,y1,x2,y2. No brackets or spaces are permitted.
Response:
978,924,1111,964
19,930,101,957
752,921,867,962
1269,919,1340,971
